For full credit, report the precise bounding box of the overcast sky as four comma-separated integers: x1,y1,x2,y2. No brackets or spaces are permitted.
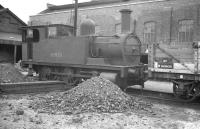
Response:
1,0,90,23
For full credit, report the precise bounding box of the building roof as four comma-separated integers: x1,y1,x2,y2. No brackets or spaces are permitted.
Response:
0,4,26,45
21,24,74,29
0,5,27,26
0,4,4,9
40,0,127,14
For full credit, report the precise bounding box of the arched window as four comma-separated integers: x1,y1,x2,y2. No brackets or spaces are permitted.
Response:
143,21,156,44
115,23,121,34
95,25,101,34
48,27,57,38
178,20,193,43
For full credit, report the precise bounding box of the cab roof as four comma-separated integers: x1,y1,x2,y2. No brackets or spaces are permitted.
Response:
21,24,74,29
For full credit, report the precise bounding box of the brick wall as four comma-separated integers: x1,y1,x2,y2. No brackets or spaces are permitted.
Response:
30,0,200,53
30,0,199,34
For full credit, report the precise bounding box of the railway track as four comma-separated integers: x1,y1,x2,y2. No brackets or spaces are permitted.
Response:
126,89,177,101
1,80,199,108
126,88,200,109
0,81,71,94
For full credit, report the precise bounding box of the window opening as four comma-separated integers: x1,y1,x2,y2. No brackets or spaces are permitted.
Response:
48,27,57,38
95,25,101,35
178,20,193,43
115,23,121,34
143,21,156,44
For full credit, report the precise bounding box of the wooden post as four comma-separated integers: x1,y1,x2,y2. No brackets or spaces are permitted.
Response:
14,45,17,63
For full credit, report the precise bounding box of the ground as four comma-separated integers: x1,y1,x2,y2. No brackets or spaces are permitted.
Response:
0,93,200,129
1,63,200,129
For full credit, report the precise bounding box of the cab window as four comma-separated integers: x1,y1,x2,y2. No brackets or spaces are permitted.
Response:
23,29,39,42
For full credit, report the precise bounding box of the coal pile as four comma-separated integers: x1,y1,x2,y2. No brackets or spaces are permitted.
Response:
0,63,26,83
31,77,152,114
0,63,36,83
0,51,13,62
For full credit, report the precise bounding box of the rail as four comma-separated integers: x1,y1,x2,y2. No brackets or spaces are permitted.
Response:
0,81,71,94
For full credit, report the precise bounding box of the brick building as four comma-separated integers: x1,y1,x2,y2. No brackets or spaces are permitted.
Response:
30,0,164,35
29,0,200,54
0,5,26,63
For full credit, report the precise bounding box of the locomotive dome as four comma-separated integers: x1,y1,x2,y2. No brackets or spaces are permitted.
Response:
80,18,95,35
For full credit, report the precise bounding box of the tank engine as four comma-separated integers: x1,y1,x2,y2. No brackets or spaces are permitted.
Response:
21,9,146,89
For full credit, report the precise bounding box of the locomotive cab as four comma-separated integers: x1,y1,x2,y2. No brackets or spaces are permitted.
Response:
21,24,74,61
22,24,74,42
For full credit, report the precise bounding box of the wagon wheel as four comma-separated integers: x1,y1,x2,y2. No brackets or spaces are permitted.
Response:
173,81,198,102
62,68,79,87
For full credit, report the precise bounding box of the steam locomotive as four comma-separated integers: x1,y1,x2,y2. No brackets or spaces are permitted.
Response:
21,0,200,102
21,10,146,90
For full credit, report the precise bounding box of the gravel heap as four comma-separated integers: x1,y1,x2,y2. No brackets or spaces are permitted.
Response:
31,77,152,114
0,51,13,62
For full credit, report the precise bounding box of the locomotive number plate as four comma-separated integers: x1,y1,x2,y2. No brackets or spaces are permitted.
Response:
50,52,63,57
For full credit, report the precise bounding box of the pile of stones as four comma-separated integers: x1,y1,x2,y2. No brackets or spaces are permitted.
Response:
0,63,26,83
31,77,152,114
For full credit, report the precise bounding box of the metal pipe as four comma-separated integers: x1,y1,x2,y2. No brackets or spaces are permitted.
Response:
73,0,78,36
169,7,173,43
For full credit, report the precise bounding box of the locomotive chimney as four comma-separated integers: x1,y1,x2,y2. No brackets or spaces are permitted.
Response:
120,9,132,33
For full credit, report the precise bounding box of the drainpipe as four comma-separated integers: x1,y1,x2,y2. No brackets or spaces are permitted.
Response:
74,0,78,36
